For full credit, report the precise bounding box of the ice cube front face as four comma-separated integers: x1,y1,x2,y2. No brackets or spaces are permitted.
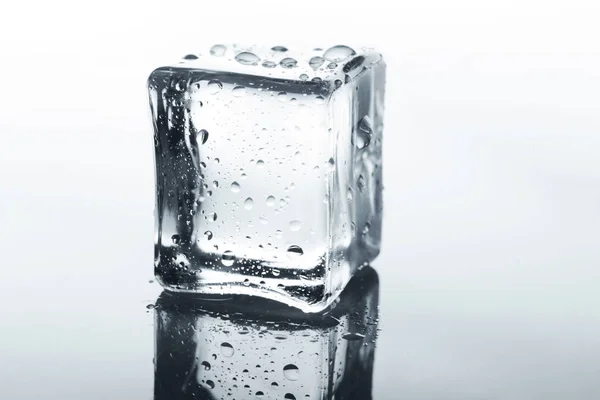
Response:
148,44,385,312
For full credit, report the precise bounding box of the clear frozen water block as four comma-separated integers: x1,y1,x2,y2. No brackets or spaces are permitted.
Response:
148,44,385,312
154,266,379,400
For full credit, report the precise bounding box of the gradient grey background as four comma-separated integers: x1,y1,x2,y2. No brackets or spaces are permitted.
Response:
1,1,599,399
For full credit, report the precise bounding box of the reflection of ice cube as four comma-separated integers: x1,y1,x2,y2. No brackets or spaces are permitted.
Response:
154,266,379,400
148,44,385,312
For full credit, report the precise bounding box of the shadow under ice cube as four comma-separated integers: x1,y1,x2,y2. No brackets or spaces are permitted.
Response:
148,44,385,312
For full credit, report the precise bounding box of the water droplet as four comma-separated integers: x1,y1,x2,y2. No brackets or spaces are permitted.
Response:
207,212,217,221
356,116,373,149
146,304,155,310
323,45,356,62
244,197,254,209
342,332,365,341
206,379,215,389
279,57,297,69
220,342,234,357
309,56,325,70
171,234,181,245
230,181,241,192
175,80,188,92
315,96,325,104
262,60,276,68
327,157,335,171
327,62,337,69
286,245,304,258
272,268,281,277
235,51,260,66
334,79,343,88
183,54,198,60
266,196,276,206
277,92,287,101
357,175,366,192
256,160,265,168
212,180,219,188
232,86,246,97
212,353,217,360
214,158,220,164
210,44,226,57
243,279,251,286
284,394,296,400
271,382,279,387
196,129,209,145
255,391,265,397
222,251,235,266
289,219,302,231
274,230,283,238
201,361,211,370
347,187,354,202
311,77,322,83
259,215,268,224
208,79,223,94
271,45,288,52
283,364,299,380
299,73,309,81
204,231,213,240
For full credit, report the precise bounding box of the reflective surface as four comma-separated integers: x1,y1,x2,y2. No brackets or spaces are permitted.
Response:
154,266,378,399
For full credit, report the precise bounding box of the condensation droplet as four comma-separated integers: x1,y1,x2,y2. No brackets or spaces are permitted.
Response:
222,251,235,266
342,332,366,341
232,86,246,97
347,187,354,202
323,45,356,62
204,231,213,240
283,364,299,381
256,160,265,168
171,234,181,245
146,304,155,310
277,92,287,102
207,212,217,221
315,96,325,104
327,62,338,69
279,57,297,69
284,394,296,400
183,54,198,60
327,157,335,171
201,361,211,370
259,215,268,224
299,73,309,81
286,245,304,258
356,116,373,149
357,174,366,193
266,196,276,207
235,51,260,66
220,342,234,357
206,380,215,389
208,79,223,94
271,45,288,52
272,268,281,277
289,219,302,231
230,181,241,192
244,197,254,209
309,56,325,70
262,60,276,68
334,79,343,88
210,44,226,56
196,129,209,144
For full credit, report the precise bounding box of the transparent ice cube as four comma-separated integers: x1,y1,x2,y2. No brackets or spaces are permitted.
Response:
148,44,385,312
154,266,379,400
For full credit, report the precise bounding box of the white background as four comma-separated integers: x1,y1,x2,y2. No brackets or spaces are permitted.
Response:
1,0,600,399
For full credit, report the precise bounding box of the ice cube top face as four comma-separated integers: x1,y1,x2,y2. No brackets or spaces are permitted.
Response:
148,44,385,312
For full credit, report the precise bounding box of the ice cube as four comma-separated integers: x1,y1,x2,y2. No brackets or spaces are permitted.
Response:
148,44,385,312
153,266,379,399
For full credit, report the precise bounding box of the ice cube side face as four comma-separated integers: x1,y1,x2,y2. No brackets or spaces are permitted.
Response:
148,46,385,312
